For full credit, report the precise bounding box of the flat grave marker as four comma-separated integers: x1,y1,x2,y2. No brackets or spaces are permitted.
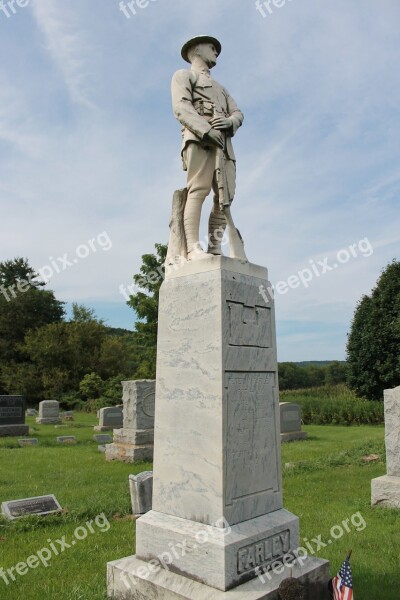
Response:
56,436,77,445
1,495,62,520
18,438,38,447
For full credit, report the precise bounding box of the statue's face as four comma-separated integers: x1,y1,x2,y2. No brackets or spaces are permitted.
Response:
194,43,218,67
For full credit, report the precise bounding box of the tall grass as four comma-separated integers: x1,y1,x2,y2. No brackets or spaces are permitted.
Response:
280,385,384,425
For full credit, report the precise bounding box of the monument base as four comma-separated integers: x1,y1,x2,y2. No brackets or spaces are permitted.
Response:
36,418,62,425
136,509,300,591
107,555,330,600
0,424,29,437
105,443,153,463
371,475,400,508
281,432,308,443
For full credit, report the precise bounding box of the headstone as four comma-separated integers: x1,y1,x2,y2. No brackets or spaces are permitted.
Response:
26,409,38,417
1,494,62,520
0,396,29,437
105,380,155,463
129,472,153,516
372,385,400,508
57,436,77,445
18,438,38,447
107,256,329,598
36,400,62,425
94,434,112,444
280,402,308,443
94,406,123,432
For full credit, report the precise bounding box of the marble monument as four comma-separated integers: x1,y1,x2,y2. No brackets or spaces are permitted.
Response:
371,385,400,508
107,35,329,599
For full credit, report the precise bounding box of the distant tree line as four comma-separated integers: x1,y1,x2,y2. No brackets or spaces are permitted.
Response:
278,361,347,390
2,252,398,407
0,258,138,408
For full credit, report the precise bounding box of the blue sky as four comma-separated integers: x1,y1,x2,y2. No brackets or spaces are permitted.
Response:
1,0,399,361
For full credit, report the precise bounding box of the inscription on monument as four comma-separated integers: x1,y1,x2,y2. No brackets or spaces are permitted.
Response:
0,396,25,425
142,390,156,418
225,372,279,505
237,530,290,574
228,302,271,347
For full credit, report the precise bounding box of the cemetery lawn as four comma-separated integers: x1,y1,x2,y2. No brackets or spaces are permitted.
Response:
0,416,399,599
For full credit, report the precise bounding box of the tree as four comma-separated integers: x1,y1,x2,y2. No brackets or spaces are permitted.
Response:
346,260,400,400
127,243,167,378
0,258,64,391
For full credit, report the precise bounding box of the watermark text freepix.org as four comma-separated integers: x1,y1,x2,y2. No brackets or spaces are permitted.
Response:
255,0,294,19
119,0,157,19
0,0,29,19
0,231,112,303
256,510,366,583
259,237,373,303
120,517,231,589
0,513,110,586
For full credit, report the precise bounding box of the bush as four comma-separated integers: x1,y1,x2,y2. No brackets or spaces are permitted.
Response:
280,385,384,425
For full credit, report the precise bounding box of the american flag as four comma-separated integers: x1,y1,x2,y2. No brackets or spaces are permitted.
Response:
329,554,353,600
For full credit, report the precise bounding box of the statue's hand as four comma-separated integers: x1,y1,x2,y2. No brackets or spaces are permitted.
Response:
210,116,232,131
205,128,225,148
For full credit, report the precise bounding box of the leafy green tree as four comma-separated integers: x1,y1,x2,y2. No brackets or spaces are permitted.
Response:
127,243,167,378
324,361,347,386
347,260,400,399
0,258,64,392
5,315,134,401
79,373,106,400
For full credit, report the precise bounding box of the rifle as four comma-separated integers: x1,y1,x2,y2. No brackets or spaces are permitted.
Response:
214,137,247,261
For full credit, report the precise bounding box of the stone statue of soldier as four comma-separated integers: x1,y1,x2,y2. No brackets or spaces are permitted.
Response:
168,35,246,263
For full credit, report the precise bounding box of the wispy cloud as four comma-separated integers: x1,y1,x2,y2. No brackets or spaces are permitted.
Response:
31,0,97,109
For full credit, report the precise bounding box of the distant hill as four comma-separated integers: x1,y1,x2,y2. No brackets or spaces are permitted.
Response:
294,360,346,368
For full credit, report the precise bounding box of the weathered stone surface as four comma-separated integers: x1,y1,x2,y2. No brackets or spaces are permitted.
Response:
371,475,400,508
152,259,282,527
129,472,153,516
113,429,153,445
107,554,330,599
137,509,299,591
105,381,155,463
279,403,307,443
105,443,153,463
384,386,400,477
279,403,301,434
122,380,155,430
107,258,329,595
96,407,123,431
0,424,29,437
0,396,28,436
36,400,62,425
26,409,38,417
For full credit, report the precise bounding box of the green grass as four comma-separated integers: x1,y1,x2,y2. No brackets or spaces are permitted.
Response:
0,417,399,599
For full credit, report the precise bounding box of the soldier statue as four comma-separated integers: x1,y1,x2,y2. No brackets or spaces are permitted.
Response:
167,35,247,263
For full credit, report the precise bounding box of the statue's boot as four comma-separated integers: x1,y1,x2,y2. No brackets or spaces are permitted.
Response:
208,203,227,255
184,195,209,261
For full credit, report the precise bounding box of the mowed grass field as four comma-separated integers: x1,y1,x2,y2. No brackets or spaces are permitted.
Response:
0,413,399,599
